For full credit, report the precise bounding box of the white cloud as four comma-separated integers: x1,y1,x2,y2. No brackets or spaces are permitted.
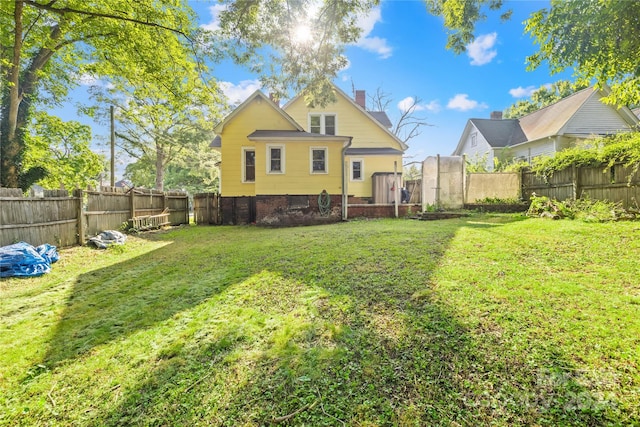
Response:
466,32,498,66
397,97,441,114
201,4,227,31
398,96,423,113
219,80,262,105
424,100,442,113
447,94,488,112
509,85,537,98
353,6,392,59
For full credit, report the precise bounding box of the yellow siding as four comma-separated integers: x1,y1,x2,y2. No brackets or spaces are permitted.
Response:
346,154,403,198
255,141,343,195
284,90,404,198
219,98,298,197
284,90,404,151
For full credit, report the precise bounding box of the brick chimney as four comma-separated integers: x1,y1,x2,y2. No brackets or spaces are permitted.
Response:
490,111,503,120
355,90,366,109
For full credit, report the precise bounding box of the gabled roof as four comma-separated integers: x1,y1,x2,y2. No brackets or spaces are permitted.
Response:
282,82,408,151
468,118,526,148
454,86,639,154
213,90,303,135
517,86,596,141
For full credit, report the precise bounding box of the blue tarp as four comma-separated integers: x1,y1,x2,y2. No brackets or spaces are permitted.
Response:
0,242,59,278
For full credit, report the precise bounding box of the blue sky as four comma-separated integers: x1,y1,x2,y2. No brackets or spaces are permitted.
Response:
57,0,574,176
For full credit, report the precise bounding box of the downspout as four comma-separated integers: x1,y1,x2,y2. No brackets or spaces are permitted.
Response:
341,137,353,220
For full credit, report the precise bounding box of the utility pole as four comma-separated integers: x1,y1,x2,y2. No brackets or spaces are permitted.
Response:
110,105,115,188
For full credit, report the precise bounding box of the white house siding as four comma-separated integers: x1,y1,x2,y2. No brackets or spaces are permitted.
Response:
564,94,633,135
510,138,556,163
459,126,493,169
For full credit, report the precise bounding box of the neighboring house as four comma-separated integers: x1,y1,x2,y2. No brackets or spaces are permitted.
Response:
452,87,639,170
211,84,407,225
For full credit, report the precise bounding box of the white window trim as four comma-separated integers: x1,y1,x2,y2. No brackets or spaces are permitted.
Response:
471,132,477,147
241,147,255,184
308,113,338,135
266,144,285,174
310,147,328,174
350,158,364,182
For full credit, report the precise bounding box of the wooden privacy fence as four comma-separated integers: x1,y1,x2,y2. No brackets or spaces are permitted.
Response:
1,187,189,247
193,193,220,225
521,163,640,208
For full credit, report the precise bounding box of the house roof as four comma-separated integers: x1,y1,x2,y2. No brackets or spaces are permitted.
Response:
246,130,351,143
210,135,221,148
454,86,639,154
282,83,408,151
345,147,404,156
213,90,303,135
369,111,393,128
467,119,526,148
517,86,596,141
633,108,640,119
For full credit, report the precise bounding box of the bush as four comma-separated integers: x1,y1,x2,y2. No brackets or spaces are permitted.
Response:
527,194,640,222
531,132,640,182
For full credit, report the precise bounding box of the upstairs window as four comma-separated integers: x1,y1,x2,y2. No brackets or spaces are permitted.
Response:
267,145,285,174
309,114,336,135
311,147,327,173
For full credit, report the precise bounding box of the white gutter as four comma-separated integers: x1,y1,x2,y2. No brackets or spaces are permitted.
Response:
342,137,353,220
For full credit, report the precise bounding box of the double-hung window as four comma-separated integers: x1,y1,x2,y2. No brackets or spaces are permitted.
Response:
267,145,285,174
309,114,336,135
310,147,328,173
242,148,255,183
351,159,364,181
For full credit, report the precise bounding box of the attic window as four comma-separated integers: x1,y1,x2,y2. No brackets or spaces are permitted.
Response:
471,133,477,147
309,114,336,135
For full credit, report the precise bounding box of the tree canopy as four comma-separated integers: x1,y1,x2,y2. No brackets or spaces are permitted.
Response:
0,0,203,189
23,112,104,190
427,0,640,107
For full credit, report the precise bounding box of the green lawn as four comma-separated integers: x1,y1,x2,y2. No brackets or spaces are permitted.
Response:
1,215,639,426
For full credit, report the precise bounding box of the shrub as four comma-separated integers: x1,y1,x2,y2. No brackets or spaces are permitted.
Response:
527,194,640,222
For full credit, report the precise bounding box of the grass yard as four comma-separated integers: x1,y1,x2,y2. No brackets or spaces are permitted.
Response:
1,214,639,426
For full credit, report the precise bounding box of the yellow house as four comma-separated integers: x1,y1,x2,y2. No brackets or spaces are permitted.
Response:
212,84,407,225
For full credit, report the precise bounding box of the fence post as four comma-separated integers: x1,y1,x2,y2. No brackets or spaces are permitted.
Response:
74,189,85,245
130,188,136,219
571,164,579,200
185,193,189,225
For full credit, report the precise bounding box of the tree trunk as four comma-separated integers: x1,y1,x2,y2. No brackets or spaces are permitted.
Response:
155,142,165,191
1,2,60,189
1,1,24,188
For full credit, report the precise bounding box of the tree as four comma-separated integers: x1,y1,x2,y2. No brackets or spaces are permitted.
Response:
89,65,221,191
425,0,640,107
23,111,104,190
503,80,588,119
526,0,640,107
368,88,431,144
125,139,220,194
2,0,380,189
0,0,202,189
216,0,378,106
